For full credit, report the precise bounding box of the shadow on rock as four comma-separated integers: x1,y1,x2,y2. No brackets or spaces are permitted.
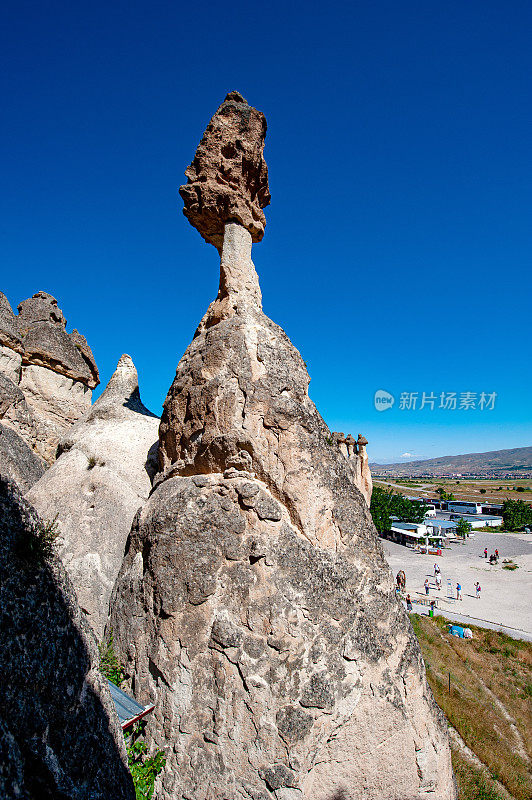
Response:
0,476,134,800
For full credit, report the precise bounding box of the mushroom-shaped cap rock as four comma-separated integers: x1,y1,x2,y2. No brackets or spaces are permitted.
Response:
179,91,270,250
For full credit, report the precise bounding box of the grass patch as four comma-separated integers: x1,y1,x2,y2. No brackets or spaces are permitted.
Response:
98,630,126,686
451,748,506,800
411,614,532,800
15,515,61,562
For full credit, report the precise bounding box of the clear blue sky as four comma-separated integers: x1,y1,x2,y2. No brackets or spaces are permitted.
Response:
1,0,531,462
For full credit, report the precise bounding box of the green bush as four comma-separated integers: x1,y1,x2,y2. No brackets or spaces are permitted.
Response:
16,515,61,562
370,486,426,532
502,499,532,531
98,631,126,685
456,517,472,539
126,722,166,800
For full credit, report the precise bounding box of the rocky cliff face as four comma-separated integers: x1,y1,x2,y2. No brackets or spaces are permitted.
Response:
0,477,134,800
0,291,98,467
109,93,455,800
27,355,159,638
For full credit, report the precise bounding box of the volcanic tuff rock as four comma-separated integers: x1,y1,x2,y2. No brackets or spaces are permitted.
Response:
110,91,455,799
179,91,270,250
0,291,98,466
0,477,134,800
0,423,45,492
16,291,99,387
27,355,159,638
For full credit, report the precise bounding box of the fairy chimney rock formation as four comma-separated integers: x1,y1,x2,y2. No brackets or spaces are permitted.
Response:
179,91,270,251
109,95,455,800
27,354,159,637
330,432,372,505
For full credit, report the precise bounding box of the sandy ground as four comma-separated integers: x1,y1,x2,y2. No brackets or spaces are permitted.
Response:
382,531,532,641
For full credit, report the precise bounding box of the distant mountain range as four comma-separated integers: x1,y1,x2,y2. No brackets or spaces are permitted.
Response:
371,446,532,477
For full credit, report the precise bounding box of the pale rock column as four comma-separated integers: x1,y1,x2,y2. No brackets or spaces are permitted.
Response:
345,433,357,459
357,433,373,503
219,222,262,308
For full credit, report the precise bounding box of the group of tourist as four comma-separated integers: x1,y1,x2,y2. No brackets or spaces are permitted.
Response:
484,547,499,564
400,560,485,615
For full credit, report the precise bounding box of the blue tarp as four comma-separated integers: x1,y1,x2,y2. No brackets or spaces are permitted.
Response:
107,679,152,727
449,625,465,638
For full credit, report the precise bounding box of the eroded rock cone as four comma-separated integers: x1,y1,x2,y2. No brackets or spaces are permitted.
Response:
27,355,159,637
110,219,455,798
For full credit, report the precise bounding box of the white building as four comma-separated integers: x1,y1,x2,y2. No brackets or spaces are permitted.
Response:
449,513,503,528
390,521,447,549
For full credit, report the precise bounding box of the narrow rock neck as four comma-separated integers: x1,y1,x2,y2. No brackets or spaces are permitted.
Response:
218,222,262,310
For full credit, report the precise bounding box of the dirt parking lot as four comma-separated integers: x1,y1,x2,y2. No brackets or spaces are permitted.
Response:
382,530,532,640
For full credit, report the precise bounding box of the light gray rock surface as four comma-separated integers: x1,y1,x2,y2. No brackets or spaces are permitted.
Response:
109,212,456,799
20,363,92,428
0,423,45,492
27,355,159,638
0,477,134,800
0,292,99,466
0,345,22,383
0,372,46,489
0,293,23,353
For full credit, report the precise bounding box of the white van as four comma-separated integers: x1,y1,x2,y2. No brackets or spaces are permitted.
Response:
424,505,436,518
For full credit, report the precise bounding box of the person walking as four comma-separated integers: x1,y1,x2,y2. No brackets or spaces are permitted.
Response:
495,549,499,561
475,582,481,599
424,579,430,596
484,548,488,559
406,594,413,612
435,573,442,591
456,582,462,601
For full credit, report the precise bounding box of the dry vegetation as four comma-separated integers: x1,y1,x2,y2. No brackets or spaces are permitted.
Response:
411,614,532,800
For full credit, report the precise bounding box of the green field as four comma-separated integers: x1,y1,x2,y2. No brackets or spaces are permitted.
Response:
373,478,532,505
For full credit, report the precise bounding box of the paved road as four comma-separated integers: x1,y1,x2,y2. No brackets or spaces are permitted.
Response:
383,530,532,639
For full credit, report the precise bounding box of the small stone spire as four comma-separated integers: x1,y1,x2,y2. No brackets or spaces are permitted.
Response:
345,434,357,458
86,354,156,421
